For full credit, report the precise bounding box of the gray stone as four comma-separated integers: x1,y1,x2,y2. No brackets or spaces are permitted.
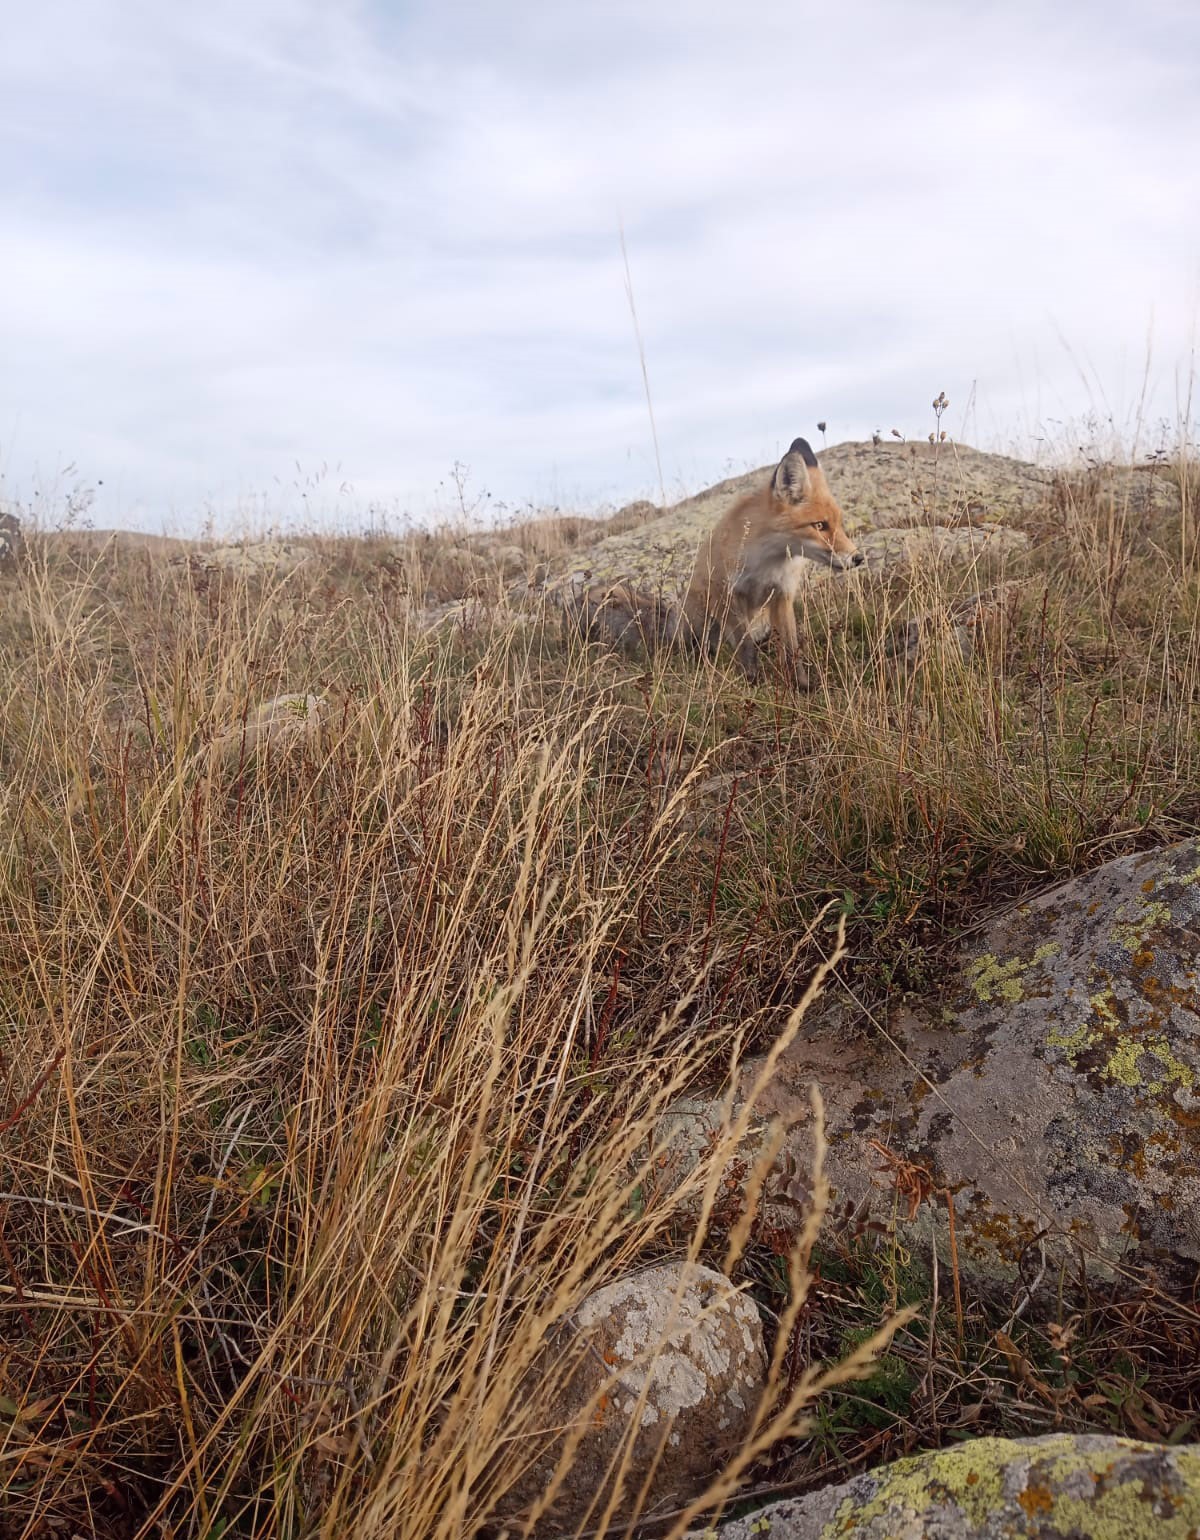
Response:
491,542,529,576
208,692,325,770
0,509,23,568
652,840,1200,1304
853,520,1028,573
695,1433,1200,1538
494,1261,765,1536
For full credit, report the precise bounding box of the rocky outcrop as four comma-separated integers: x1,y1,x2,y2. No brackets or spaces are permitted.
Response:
0,509,23,568
652,840,1200,1305
554,440,1041,609
695,1433,1200,1538
171,539,312,578
494,1261,765,1536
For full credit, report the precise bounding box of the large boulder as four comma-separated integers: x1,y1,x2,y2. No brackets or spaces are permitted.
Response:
171,539,312,578
696,1433,1200,1538
651,840,1200,1304
553,439,1041,606
208,692,326,771
494,1261,765,1536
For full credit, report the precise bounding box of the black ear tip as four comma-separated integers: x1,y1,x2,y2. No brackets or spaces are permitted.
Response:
787,436,819,467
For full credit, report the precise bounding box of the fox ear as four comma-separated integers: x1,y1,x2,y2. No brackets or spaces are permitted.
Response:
772,437,817,502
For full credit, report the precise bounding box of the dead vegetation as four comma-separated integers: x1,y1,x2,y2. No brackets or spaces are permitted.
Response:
1,446,1199,1537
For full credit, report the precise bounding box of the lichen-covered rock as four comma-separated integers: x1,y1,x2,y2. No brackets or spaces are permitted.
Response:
652,840,1200,1303
490,542,529,576
495,1261,765,1535
550,440,1041,605
695,1433,1200,1538
172,540,312,578
854,520,1028,572
209,692,325,770
0,509,23,569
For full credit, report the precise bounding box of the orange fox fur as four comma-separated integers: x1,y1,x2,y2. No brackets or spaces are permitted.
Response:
575,437,862,683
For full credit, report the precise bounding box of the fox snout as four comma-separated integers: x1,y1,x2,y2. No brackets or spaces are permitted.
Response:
802,539,865,571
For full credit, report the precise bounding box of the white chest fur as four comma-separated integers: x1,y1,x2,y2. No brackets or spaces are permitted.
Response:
771,553,808,599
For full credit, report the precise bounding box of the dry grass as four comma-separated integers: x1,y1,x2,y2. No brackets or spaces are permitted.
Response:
1,449,1199,1538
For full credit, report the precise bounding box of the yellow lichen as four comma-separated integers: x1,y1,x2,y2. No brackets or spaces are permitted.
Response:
1106,1039,1146,1088
826,1440,1008,1531
1112,899,1173,952
1047,1020,1097,1065
1048,989,1123,1066
1023,1459,1200,1538
1092,990,1121,1030
821,1434,1200,1538
1148,1040,1195,1091
966,942,1059,1003
1104,1035,1196,1093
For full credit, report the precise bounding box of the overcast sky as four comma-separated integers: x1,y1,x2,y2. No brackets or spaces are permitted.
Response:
2,1,1198,533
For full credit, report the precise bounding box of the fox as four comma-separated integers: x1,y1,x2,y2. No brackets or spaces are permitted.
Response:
569,436,862,683
675,435,863,683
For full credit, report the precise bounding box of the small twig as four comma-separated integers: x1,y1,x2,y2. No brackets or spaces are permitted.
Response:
0,1191,176,1243
0,1047,66,1134
619,219,667,512
194,1100,257,1374
944,1187,965,1349
1008,1237,1049,1327
344,1370,376,1470
700,776,740,973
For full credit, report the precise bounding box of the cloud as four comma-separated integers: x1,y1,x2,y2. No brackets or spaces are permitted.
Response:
1,0,1197,531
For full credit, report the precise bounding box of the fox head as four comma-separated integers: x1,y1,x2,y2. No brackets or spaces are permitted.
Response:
770,437,862,570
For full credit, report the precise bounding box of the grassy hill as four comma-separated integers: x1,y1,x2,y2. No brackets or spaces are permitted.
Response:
1,441,1197,1537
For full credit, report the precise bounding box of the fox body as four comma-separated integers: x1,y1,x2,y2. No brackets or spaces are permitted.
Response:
677,436,862,681
574,437,860,682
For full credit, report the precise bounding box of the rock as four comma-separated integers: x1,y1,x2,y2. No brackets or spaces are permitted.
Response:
172,540,311,578
854,520,1029,573
652,839,1200,1304
696,1433,1200,1538
491,543,529,576
443,544,487,569
604,498,663,536
0,509,23,568
551,440,1044,608
889,612,974,670
209,693,325,770
829,438,1053,529
413,599,470,632
495,1261,765,1535
888,580,1030,670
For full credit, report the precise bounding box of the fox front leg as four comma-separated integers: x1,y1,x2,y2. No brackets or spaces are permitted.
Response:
768,592,812,690
735,629,761,681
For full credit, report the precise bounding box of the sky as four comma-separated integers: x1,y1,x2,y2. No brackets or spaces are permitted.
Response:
1,0,1198,535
